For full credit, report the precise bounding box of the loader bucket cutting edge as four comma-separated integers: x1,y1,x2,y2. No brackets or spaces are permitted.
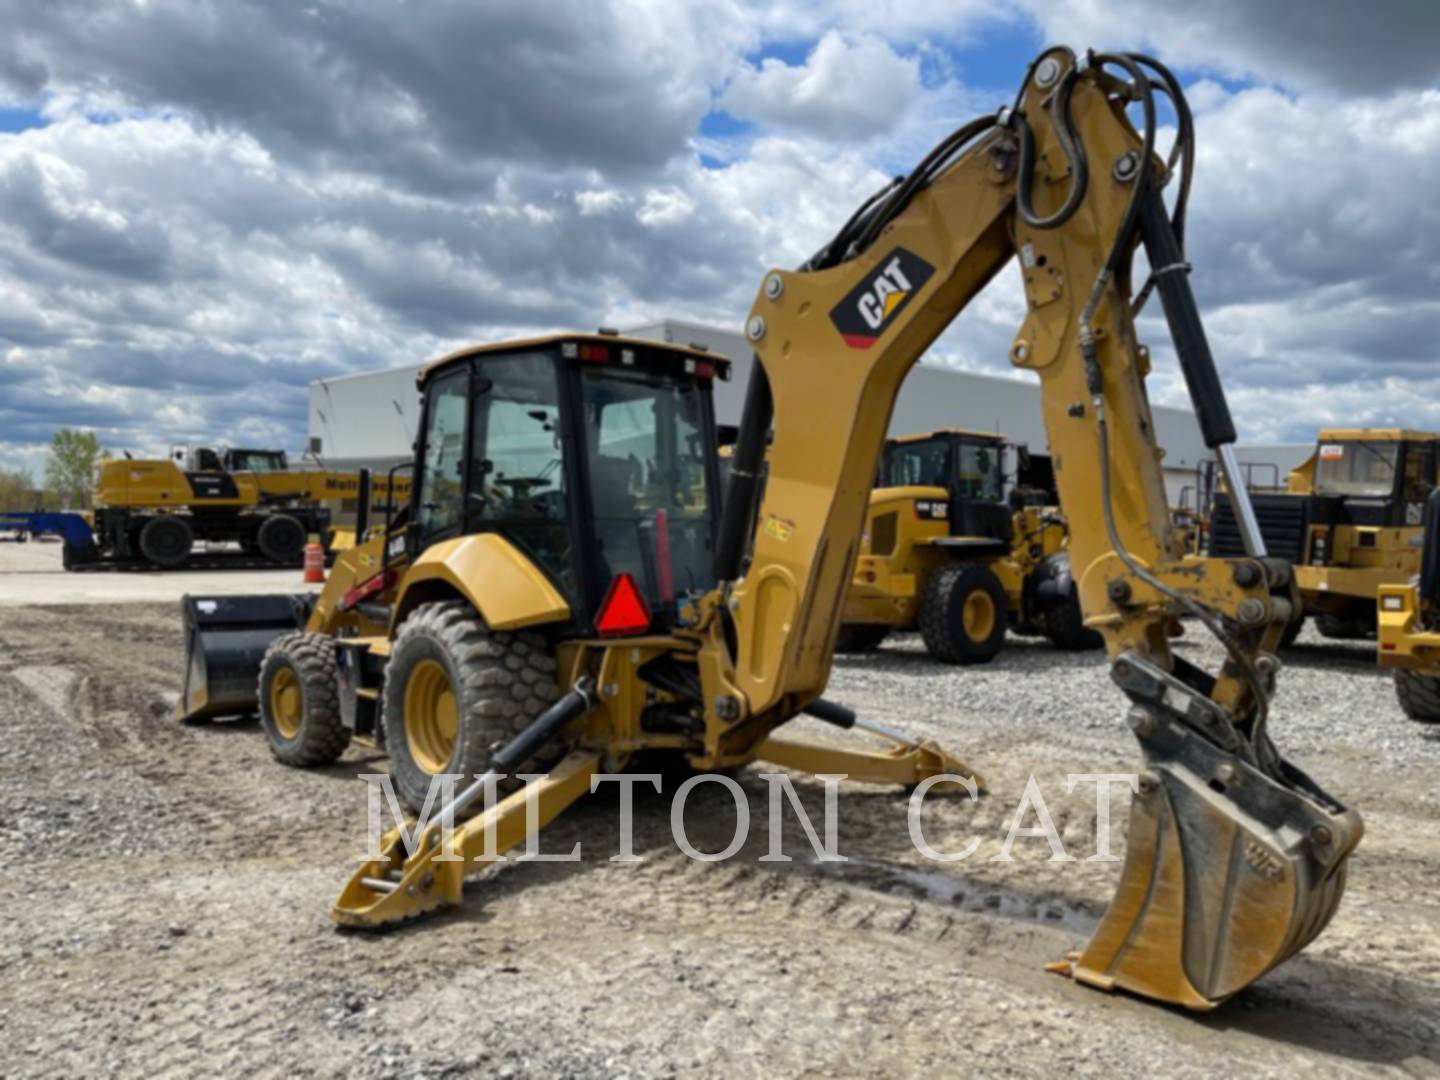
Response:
179,594,309,722
1056,716,1363,1009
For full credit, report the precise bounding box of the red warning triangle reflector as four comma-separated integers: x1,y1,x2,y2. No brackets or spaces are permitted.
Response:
596,572,650,637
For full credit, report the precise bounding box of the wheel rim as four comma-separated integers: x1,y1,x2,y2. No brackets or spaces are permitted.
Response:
962,590,996,641
404,658,458,774
269,667,303,739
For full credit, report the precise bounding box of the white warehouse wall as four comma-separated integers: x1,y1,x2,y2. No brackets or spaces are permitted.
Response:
307,318,1214,504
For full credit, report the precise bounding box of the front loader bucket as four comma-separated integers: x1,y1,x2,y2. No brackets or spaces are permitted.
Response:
179,594,309,722
1058,699,1363,1009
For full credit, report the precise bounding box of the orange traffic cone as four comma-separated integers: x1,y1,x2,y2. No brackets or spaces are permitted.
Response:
303,538,326,584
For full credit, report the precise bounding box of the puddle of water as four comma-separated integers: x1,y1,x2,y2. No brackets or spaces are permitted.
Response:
805,853,1100,933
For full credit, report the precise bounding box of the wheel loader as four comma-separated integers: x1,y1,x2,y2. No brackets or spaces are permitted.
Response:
179,47,1360,1011
54,446,409,569
1210,427,1439,644
837,428,1100,661
1376,489,1440,722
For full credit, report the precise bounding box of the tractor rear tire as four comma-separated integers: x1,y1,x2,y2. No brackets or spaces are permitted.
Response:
1394,669,1440,723
258,632,351,766
382,601,560,815
1043,589,1104,651
256,514,307,564
918,563,1008,665
834,624,890,654
139,514,194,568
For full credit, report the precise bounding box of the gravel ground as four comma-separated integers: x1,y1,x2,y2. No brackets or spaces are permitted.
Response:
1,604,1438,1078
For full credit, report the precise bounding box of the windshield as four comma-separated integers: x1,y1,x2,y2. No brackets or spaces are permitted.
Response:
1315,441,1399,498
883,437,951,488
228,450,287,472
581,365,715,616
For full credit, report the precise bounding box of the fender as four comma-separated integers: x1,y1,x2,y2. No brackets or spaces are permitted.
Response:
391,533,571,633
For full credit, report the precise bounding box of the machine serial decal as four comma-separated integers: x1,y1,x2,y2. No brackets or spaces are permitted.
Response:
830,248,935,349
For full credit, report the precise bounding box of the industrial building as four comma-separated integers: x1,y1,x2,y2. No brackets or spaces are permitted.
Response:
307,318,1227,504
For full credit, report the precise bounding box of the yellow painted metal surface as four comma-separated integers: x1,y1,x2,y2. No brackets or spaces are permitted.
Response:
393,533,571,631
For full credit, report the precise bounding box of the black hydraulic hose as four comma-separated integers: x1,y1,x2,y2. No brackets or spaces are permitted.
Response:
1128,52,1194,247
1014,69,1089,230
848,114,999,259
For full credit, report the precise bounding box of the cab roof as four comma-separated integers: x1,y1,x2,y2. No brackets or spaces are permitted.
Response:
889,427,1008,446
1318,427,1440,443
418,332,729,386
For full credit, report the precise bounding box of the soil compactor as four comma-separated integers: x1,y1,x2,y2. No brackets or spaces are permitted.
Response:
181,47,1360,1011
837,428,1101,661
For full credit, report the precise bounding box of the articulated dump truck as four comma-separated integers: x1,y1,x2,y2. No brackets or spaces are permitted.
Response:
178,46,1361,1012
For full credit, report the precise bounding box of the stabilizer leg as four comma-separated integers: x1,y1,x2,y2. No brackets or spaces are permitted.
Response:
333,750,601,927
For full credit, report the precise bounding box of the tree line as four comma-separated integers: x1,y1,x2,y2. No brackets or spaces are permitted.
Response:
0,430,107,512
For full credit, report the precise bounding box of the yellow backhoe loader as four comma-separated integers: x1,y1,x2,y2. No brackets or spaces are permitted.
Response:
837,428,1101,660
1210,427,1439,644
179,47,1360,1010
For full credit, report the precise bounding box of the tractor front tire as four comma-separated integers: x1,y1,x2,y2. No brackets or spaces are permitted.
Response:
256,514,307,564
1043,589,1104,651
1394,669,1440,723
258,632,350,766
834,624,890,654
918,563,1008,665
382,601,559,815
139,514,194,568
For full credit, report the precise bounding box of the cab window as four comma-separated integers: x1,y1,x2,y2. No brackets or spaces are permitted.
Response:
467,354,574,599
885,438,951,488
416,369,468,541
957,441,1003,501
581,365,715,611
1315,441,1399,498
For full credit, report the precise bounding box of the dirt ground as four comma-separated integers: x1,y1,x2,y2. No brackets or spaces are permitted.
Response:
2,602,1438,1078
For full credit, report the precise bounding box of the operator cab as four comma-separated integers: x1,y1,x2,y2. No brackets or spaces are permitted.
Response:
1313,430,1438,526
880,429,1013,542
224,448,290,473
410,334,728,636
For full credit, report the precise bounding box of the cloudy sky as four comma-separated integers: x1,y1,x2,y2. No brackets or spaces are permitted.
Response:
1,0,1437,474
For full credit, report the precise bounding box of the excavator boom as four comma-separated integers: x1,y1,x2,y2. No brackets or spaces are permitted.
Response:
703,47,1361,1008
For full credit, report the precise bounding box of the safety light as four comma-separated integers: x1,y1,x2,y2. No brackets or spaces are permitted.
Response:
578,344,610,363
596,572,650,636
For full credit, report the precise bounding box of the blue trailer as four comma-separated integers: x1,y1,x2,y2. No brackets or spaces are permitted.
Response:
0,512,100,567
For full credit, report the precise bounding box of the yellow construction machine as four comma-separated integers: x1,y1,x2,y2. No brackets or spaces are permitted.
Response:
179,47,1360,1010
1376,490,1440,721
70,445,409,569
838,428,1100,659
1210,427,1439,643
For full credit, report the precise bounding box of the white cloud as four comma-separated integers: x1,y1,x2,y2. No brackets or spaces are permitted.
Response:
720,31,921,139
0,0,1435,469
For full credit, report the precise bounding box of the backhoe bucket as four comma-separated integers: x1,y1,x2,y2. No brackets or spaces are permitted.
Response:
1059,699,1363,1009
178,594,309,722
